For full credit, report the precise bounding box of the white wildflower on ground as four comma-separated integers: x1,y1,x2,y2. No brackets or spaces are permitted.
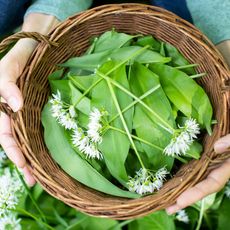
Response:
0,213,21,230
127,167,169,195
224,180,230,198
175,210,189,224
0,168,24,216
164,118,200,156
0,149,6,167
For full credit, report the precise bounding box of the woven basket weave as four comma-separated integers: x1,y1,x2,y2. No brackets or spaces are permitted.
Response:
0,4,230,219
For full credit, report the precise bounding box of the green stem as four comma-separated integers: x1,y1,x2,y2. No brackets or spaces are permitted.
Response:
70,45,150,108
15,167,47,223
190,73,206,79
96,70,174,133
109,85,160,124
105,45,150,76
106,79,145,169
69,76,86,91
108,125,163,151
196,199,205,230
175,63,198,69
108,219,135,230
72,78,103,107
108,125,188,164
174,155,188,164
12,208,55,230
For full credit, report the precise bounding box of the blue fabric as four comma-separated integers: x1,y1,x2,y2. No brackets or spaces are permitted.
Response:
0,0,31,35
151,0,193,23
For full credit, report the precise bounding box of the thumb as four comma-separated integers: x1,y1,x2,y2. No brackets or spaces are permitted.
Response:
214,134,230,153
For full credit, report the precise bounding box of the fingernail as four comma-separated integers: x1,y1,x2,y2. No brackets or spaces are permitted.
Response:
8,97,20,112
214,142,230,153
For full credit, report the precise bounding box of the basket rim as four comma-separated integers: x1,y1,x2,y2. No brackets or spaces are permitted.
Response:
1,3,229,219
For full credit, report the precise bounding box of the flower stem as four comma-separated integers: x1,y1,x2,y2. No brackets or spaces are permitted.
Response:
196,198,205,230
174,155,188,164
109,84,160,124
96,70,174,133
15,167,47,223
106,79,145,169
72,78,103,107
175,63,198,69
70,45,150,108
68,75,86,91
108,125,163,151
190,73,206,79
11,208,55,230
105,45,150,76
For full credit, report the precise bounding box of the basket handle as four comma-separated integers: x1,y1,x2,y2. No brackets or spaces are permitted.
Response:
0,31,58,54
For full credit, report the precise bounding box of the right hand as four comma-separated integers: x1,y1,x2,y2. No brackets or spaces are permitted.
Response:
0,38,37,185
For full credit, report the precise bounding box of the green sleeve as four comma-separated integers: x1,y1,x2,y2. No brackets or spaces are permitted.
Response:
25,0,93,21
186,0,230,44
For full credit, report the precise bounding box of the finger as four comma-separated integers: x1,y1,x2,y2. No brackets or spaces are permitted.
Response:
23,166,36,187
214,134,230,153
0,112,26,168
0,81,23,112
166,158,230,214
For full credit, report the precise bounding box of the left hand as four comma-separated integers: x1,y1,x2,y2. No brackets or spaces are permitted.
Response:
166,134,230,214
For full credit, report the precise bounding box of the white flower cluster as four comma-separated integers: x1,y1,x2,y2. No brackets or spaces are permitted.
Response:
0,168,24,216
164,118,200,156
0,213,21,230
50,92,106,159
50,91,77,130
224,180,230,198
175,210,189,224
87,108,107,143
72,128,102,160
127,167,168,195
0,149,6,167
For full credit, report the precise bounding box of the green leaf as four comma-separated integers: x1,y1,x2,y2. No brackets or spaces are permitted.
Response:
49,80,71,102
110,46,171,64
150,64,213,134
93,30,137,53
67,212,120,230
69,82,91,115
135,35,161,51
185,141,203,159
217,197,230,230
164,42,196,75
160,42,166,57
91,61,133,186
133,107,174,170
48,68,64,81
130,63,175,170
41,103,139,198
61,46,171,72
68,74,95,92
194,193,217,211
128,211,175,230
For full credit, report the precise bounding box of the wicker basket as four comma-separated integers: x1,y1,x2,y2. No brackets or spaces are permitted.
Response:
0,4,230,219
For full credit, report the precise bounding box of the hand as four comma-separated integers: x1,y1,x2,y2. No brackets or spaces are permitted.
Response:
166,134,230,214
0,13,59,186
